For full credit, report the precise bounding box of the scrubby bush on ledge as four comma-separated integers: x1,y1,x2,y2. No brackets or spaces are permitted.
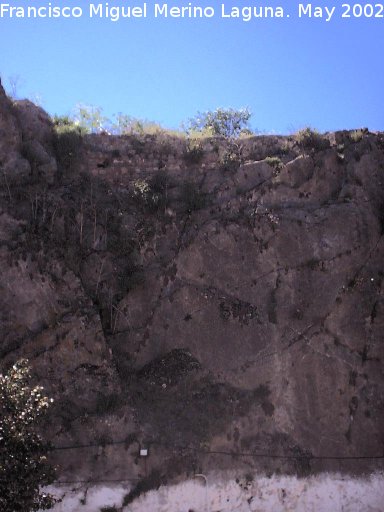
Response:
52,115,85,173
295,127,329,151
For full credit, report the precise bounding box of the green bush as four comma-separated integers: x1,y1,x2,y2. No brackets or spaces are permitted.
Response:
52,114,87,135
132,172,171,213
264,156,284,171
295,127,329,151
186,107,252,138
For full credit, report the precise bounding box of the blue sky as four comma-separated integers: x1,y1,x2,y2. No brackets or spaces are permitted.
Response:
0,0,383,133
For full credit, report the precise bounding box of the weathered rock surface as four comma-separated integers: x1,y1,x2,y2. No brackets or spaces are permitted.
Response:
0,82,383,491
0,81,30,181
14,99,58,182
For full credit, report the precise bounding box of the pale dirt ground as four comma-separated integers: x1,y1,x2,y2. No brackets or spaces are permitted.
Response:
43,471,384,512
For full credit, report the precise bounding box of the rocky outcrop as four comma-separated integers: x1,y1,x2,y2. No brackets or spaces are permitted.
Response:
0,82,57,184
0,82,383,489
14,99,58,183
0,81,30,182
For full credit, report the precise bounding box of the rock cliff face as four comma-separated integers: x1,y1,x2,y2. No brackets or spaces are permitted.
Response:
0,82,383,493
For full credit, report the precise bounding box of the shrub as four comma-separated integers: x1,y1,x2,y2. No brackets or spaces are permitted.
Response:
132,172,171,213
295,127,329,151
132,178,150,200
132,178,155,210
149,170,172,210
220,143,242,172
264,156,284,171
113,114,158,136
350,129,365,142
113,113,141,135
52,115,85,172
52,114,87,135
186,107,252,138
0,360,56,511
112,114,180,137
183,139,204,164
150,170,170,195
74,104,108,134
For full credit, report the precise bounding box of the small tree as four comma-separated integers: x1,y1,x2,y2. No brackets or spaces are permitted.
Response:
74,104,108,134
113,113,144,135
187,107,252,138
0,360,56,511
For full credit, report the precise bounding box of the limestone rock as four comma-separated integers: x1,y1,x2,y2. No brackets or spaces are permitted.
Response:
14,99,54,146
14,100,57,182
0,102,383,482
0,82,29,181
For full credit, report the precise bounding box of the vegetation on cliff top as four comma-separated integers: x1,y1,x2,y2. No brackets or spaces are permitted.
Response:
52,105,255,138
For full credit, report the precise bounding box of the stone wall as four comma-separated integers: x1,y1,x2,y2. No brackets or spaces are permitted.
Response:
44,471,384,512
0,83,383,505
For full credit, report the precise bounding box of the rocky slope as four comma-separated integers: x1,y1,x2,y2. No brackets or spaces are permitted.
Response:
0,81,383,497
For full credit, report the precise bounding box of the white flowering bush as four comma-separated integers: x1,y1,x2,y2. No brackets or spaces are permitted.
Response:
0,359,56,511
